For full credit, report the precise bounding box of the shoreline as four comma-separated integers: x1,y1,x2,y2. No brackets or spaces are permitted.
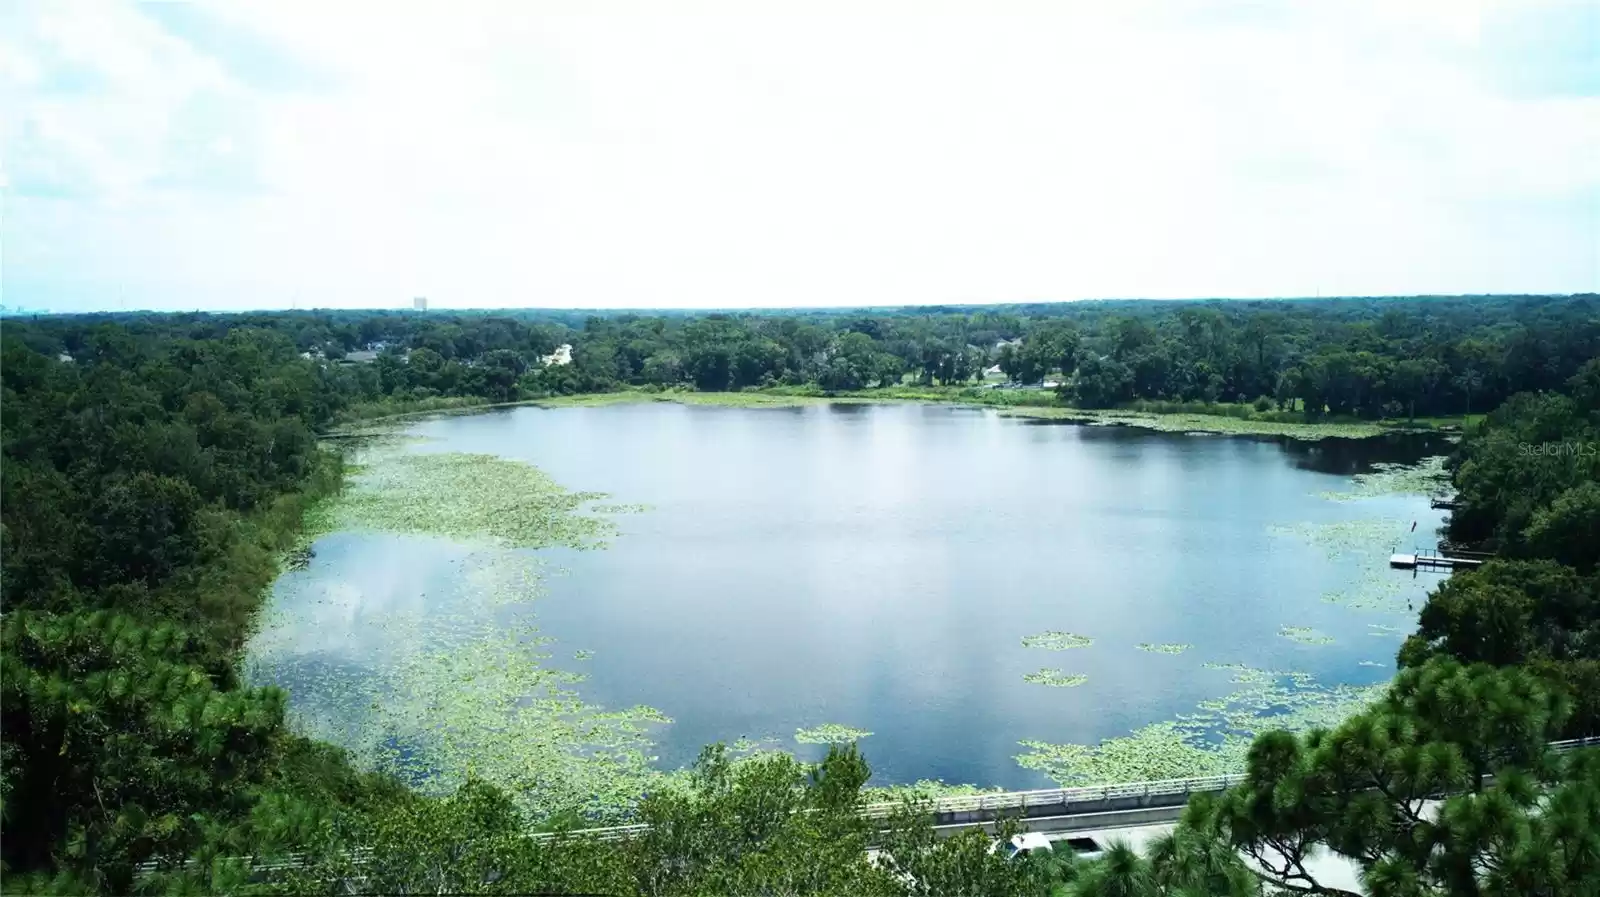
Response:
330,389,1462,442
293,403,1448,805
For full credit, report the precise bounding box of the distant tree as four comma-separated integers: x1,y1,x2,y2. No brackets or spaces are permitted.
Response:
999,341,1055,385
478,349,527,402
573,341,624,389
87,473,202,588
869,353,905,388
1570,358,1600,413
686,346,733,391
1073,354,1134,408
1526,481,1600,573
819,356,866,391
1390,358,1445,421
375,348,408,394
1451,339,1502,415
1040,322,1082,380
641,351,685,386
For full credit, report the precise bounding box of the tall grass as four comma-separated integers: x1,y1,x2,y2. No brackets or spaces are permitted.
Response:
335,395,491,424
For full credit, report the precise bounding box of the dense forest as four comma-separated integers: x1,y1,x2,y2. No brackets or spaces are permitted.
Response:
7,294,1599,418
3,295,1599,895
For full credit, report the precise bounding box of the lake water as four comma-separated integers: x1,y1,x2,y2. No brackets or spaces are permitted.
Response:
257,402,1453,790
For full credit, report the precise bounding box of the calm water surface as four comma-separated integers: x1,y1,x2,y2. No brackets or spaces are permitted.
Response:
262,403,1453,789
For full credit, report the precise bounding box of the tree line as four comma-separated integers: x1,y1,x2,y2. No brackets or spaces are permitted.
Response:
8,293,1599,417
3,296,1599,895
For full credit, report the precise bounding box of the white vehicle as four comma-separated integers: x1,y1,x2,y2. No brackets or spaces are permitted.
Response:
989,832,1054,860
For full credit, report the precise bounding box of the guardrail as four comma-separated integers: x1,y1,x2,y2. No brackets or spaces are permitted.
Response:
136,736,1600,876
503,736,1600,842
857,772,1247,820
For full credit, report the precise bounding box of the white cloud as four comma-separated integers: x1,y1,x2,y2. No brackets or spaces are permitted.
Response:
2,0,1595,311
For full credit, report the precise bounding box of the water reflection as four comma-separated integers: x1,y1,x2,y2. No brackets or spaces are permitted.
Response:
1278,432,1455,476
255,403,1444,789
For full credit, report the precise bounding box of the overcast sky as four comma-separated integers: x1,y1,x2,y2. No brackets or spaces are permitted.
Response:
3,0,1597,312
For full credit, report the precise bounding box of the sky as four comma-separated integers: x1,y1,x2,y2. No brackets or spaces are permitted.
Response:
2,0,1597,313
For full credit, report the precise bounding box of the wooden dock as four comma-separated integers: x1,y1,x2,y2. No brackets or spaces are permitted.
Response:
1389,550,1486,570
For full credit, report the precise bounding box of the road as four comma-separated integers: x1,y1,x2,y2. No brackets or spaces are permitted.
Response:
907,804,1367,895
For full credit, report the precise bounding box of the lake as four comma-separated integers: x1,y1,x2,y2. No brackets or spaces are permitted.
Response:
254,402,1453,792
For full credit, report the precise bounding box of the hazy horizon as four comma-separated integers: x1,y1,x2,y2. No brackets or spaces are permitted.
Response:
5,1,1597,313
7,291,1595,319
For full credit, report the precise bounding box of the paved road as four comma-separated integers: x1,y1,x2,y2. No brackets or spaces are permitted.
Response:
1031,820,1366,895
918,805,1368,895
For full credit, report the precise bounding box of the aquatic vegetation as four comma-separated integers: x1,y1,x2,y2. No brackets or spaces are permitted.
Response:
252,550,672,821
1023,669,1089,688
862,780,1006,803
534,390,837,410
1021,631,1094,650
591,503,651,514
1201,661,1265,678
533,392,665,408
1136,643,1192,655
1283,456,1448,614
1319,569,1411,611
1268,518,1415,560
315,448,633,549
251,436,675,822
1018,724,1239,784
994,406,1388,440
1368,623,1406,637
322,425,438,447
1279,626,1335,645
794,724,874,744
1271,504,1429,613
1268,516,1430,613
730,735,784,754
1017,665,1385,785
668,391,836,408
281,543,316,572
1318,455,1450,501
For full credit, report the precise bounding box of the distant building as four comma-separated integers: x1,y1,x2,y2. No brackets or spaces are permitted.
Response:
414,296,428,311
542,344,573,366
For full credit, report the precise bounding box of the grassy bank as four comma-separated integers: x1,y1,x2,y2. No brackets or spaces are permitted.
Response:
334,394,495,424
